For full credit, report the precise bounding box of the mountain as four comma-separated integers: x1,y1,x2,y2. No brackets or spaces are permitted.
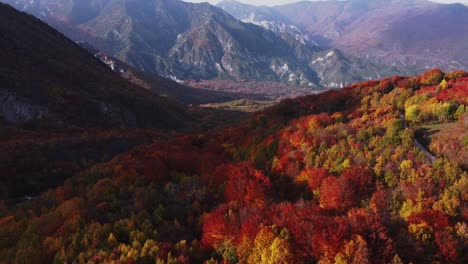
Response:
0,2,192,130
217,0,317,47
79,42,258,105
1,68,467,263
1,0,404,88
273,0,468,71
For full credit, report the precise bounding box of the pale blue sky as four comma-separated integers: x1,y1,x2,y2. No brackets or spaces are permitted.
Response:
185,0,468,6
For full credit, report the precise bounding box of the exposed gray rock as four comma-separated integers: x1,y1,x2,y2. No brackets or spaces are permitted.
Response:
0,90,48,123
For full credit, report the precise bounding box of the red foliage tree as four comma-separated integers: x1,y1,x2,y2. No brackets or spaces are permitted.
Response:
435,230,458,263
310,216,351,259
379,78,394,93
298,168,328,190
201,205,239,248
346,208,395,263
319,176,343,210
341,166,375,201
320,167,375,211
224,162,272,206
238,208,267,243
407,210,450,231
437,81,468,104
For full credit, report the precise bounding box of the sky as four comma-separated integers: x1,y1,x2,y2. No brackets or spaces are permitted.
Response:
185,0,468,6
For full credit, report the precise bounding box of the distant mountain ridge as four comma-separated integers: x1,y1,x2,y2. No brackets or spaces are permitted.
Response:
232,0,468,71
1,0,406,88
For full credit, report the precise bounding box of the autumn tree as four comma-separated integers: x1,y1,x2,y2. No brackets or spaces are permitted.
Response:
319,177,343,210
334,235,369,264
420,69,444,86
247,225,296,264
223,162,272,206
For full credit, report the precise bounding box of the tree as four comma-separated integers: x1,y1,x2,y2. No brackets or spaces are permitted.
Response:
334,235,369,264
435,231,458,263
408,222,433,244
438,79,449,90
245,226,296,264
319,177,342,210
223,163,272,206
311,216,350,259
202,205,239,248
405,105,420,122
420,69,444,86
295,168,328,191
341,166,375,201
408,210,449,231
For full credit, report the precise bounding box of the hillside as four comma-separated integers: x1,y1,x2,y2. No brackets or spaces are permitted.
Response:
1,0,404,88
1,70,467,263
0,2,189,130
0,2,239,205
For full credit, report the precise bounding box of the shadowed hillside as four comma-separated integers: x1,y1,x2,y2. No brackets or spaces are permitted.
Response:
0,2,189,130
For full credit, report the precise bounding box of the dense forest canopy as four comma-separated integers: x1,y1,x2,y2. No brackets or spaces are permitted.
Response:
1,69,467,263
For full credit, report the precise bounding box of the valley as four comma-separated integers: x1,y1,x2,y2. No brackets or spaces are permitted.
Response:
0,1,467,263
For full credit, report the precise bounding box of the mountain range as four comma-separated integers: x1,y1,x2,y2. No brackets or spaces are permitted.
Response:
218,0,468,71
1,16,467,260
1,1,468,263
1,0,408,88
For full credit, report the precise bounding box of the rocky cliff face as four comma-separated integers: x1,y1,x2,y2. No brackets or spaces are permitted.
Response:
217,0,317,47
1,0,403,88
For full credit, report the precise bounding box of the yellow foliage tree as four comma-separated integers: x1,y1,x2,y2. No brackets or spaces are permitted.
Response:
334,235,369,264
389,254,404,264
433,174,467,216
400,199,423,220
140,239,159,258
400,160,413,171
438,79,448,90
247,226,295,264
107,233,118,247
408,222,433,244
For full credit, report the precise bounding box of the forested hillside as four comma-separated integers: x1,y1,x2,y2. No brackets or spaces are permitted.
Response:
0,2,246,207
1,69,467,263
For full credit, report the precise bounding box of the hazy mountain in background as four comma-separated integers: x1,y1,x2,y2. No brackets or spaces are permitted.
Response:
1,0,405,88
268,0,468,70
